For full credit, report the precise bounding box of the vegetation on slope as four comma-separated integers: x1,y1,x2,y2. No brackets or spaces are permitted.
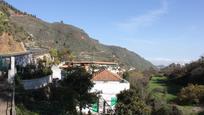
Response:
161,57,204,85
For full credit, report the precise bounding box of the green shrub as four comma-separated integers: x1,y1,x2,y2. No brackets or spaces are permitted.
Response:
178,84,204,104
152,105,182,115
115,89,151,115
16,60,52,80
16,104,39,115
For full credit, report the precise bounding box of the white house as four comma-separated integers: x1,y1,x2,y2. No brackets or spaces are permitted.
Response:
89,69,130,114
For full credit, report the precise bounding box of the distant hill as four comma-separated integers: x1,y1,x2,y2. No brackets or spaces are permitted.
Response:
0,1,154,70
156,65,166,69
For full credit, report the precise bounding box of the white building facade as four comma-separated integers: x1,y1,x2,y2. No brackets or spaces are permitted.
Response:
88,70,130,114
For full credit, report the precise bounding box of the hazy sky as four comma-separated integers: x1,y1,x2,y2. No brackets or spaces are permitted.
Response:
6,0,204,65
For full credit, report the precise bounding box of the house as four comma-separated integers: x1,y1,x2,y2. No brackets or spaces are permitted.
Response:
90,69,130,114
61,61,123,74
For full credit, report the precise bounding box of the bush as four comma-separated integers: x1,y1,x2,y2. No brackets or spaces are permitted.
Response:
16,104,39,115
16,61,52,80
152,105,182,115
115,89,151,115
178,84,204,105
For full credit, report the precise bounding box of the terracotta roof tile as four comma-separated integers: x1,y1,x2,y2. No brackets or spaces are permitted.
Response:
92,69,122,81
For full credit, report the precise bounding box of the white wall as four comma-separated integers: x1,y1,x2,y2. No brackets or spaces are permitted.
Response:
8,56,16,83
91,81,130,95
21,75,52,90
51,65,62,80
81,81,130,114
90,80,130,113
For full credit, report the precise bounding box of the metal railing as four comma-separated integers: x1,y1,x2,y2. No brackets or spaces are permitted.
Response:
100,97,115,115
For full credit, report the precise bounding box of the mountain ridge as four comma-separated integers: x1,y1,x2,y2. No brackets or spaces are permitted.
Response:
0,1,154,70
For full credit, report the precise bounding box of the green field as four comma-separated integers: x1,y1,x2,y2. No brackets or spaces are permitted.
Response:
148,76,181,102
148,76,204,115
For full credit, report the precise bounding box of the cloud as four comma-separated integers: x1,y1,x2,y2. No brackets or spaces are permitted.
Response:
117,0,168,31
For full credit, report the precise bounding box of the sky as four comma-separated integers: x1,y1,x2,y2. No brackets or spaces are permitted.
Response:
6,0,204,65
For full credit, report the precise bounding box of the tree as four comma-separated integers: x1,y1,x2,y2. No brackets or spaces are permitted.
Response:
58,48,71,61
15,67,97,115
49,48,58,58
122,71,129,81
161,56,204,85
49,48,74,64
115,89,150,115
61,67,97,115
49,48,60,64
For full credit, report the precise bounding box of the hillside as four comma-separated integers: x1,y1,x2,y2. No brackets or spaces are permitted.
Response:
0,1,154,70
0,32,26,54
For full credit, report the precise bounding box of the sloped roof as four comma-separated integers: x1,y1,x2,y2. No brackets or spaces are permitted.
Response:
92,69,122,81
0,33,27,56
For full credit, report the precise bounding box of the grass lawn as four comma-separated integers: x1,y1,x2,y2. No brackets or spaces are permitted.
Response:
148,76,182,102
